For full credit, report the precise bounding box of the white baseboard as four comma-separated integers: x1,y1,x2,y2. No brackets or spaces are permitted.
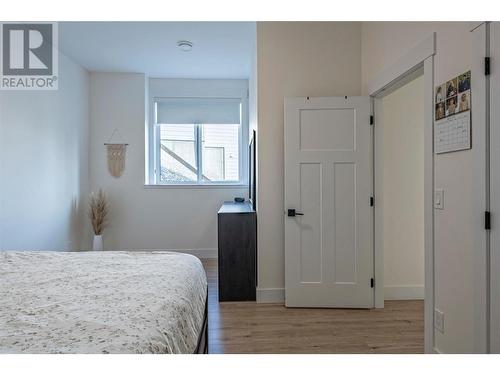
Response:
384,285,424,300
432,346,443,354
256,287,285,303
144,248,218,259
169,248,218,259
256,285,423,303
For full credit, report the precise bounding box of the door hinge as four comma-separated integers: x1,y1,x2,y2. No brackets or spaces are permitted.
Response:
370,115,374,125
370,196,374,207
370,278,375,288
485,57,491,76
485,211,491,230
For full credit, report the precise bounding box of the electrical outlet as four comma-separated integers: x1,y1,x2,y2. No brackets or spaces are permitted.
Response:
434,189,444,210
434,309,444,333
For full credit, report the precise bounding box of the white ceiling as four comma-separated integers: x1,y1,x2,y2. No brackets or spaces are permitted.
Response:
59,22,255,78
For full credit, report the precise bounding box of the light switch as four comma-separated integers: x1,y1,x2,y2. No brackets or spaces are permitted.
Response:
435,189,444,210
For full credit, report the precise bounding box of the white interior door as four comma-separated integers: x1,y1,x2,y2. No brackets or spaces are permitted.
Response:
284,96,374,308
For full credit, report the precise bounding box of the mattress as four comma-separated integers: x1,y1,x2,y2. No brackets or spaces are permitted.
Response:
0,251,207,354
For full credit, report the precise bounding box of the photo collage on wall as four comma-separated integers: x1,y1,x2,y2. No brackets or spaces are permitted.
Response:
435,70,471,120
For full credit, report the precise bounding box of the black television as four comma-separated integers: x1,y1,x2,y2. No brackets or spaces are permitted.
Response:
249,130,256,211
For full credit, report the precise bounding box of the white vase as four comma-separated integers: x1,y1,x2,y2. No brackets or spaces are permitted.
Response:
93,235,103,251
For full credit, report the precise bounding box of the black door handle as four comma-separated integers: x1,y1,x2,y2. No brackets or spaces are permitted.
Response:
287,209,304,217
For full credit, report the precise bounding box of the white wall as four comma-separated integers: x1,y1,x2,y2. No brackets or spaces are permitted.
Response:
89,74,248,255
0,53,90,251
256,22,362,300
379,75,425,300
362,22,485,353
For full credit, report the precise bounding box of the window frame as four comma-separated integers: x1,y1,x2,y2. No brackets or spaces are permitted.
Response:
148,95,248,187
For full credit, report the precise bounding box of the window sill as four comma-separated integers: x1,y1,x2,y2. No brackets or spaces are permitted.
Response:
143,183,248,190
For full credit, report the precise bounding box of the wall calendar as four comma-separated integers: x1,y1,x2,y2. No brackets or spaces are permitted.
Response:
434,70,471,154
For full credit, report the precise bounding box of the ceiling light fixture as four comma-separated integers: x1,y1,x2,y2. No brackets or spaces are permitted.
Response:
177,40,193,52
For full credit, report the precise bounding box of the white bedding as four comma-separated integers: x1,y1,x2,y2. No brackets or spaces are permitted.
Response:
0,251,207,354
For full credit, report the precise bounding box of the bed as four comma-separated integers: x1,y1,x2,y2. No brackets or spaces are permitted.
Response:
0,251,208,354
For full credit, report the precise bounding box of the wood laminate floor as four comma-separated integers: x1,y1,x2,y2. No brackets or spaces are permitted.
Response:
202,259,424,354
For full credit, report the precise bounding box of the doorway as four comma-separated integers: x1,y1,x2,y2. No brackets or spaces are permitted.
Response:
375,74,425,302
369,34,435,353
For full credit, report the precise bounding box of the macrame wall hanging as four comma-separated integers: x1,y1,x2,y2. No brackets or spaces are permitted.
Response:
104,129,128,178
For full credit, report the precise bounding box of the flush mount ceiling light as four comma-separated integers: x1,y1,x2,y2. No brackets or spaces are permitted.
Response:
177,40,193,52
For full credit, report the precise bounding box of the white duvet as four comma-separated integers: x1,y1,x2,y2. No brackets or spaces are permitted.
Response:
0,251,207,354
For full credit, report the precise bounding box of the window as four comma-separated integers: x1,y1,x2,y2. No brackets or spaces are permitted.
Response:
151,97,245,185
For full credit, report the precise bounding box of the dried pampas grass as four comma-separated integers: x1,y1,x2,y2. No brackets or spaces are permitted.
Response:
89,189,108,235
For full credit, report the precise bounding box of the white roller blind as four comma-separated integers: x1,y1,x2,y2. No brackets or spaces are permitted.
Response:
156,98,241,124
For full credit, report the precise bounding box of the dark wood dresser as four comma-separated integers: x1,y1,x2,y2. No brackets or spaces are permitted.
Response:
217,201,256,301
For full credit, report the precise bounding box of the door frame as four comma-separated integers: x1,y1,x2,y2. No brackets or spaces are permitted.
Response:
490,21,500,354
367,33,436,354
